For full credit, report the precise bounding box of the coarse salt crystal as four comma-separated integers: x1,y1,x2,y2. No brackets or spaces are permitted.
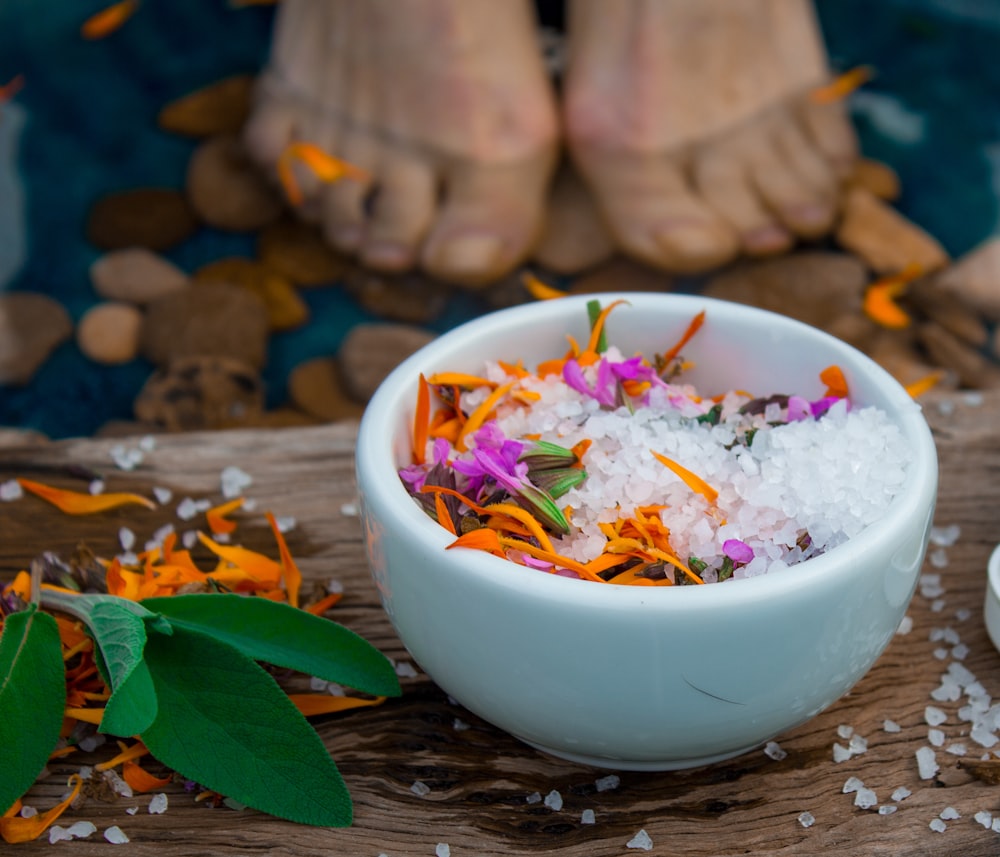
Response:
153,486,172,504
928,549,949,568
581,809,596,825
975,810,993,828
993,818,1000,833
104,826,130,844
89,479,105,495
916,746,939,779
274,515,296,533
182,530,198,549
883,719,901,733
952,644,970,660
895,615,913,635
119,527,135,551
878,805,897,815
891,786,911,802
854,788,878,809
220,465,253,498
595,774,620,792
940,807,960,820
842,776,865,794
764,741,787,761
65,820,97,839
837,724,854,740
126,806,138,815
956,608,972,622
453,718,470,731
394,661,419,678
19,805,37,818
946,743,967,756
798,811,815,828
832,743,852,763
626,829,654,851
49,826,74,844
410,781,431,797
925,706,948,726
0,479,22,501
525,792,541,804
929,818,947,833
928,729,946,747
435,844,450,857
931,599,946,613
931,683,961,703
929,524,961,547
148,793,168,814
848,734,868,755
340,502,359,516
176,497,199,521
544,790,563,811
933,648,949,660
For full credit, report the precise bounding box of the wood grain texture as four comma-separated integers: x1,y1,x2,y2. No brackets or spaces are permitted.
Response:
3,393,1000,856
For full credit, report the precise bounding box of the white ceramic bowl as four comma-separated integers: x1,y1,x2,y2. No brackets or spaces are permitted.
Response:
356,293,938,770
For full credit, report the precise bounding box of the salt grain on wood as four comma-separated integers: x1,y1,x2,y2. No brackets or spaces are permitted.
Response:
975,810,993,828
891,786,912,801
764,741,787,761
854,788,878,809
581,809,596,825
148,793,168,814
916,746,939,779
544,790,563,811
595,774,620,792
0,479,22,501
883,719,901,733
104,826,130,844
797,811,815,828
626,829,654,851
435,844,450,857
929,818,947,833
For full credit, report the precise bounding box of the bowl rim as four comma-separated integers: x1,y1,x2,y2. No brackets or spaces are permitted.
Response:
356,292,938,609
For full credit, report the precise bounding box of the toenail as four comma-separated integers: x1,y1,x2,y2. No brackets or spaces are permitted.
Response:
654,224,724,259
743,224,793,254
438,234,504,273
784,203,831,228
363,241,413,270
331,225,363,250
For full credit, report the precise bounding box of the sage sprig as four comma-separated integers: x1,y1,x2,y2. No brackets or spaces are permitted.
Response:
0,591,401,827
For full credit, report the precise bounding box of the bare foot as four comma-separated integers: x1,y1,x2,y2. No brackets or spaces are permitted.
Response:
244,0,559,287
563,0,858,273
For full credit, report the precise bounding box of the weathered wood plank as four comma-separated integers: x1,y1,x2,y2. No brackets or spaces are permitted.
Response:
2,391,1000,856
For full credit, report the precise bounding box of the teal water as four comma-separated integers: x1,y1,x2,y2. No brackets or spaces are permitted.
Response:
1,0,998,438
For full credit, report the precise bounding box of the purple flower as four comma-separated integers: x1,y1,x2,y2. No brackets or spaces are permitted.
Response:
723,538,754,565
563,359,617,408
786,395,812,422
810,395,846,418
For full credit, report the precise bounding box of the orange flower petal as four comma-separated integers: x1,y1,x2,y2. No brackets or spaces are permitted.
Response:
304,591,343,616
809,65,875,105
660,310,706,365
287,694,386,717
266,511,301,608
197,533,283,588
81,0,139,39
17,479,155,515
205,497,244,536
522,272,568,301
0,775,83,843
122,759,173,793
413,373,431,465
650,450,718,504
819,365,849,399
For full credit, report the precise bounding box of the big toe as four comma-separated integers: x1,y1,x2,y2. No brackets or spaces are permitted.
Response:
422,154,555,288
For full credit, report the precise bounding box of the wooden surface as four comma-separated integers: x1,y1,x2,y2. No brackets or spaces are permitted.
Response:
3,390,1000,856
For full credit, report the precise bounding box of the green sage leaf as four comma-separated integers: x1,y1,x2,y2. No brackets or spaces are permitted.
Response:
142,594,400,697
100,659,157,738
0,607,66,814
140,624,352,826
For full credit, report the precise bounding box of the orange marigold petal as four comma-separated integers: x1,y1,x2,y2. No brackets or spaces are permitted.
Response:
266,511,302,608
17,479,155,514
0,776,83,843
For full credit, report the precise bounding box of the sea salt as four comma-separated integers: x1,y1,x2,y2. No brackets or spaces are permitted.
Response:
0,479,22,501
916,747,939,779
832,743,852,763
842,777,865,794
878,805,897,815
220,465,252,498
891,787,911,802
581,809,596,824
394,661,419,678
544,790,563,811
626,829,654,851
153,486,172,504
929,818,947,833
883,719,901,733
975,810,993,828
895,615,913,635
148,793,168,814
837,724,854,740
525,792,542,804
410,781,431,797
764,741,787,761
940,807,960,820
928,729,946,747
925,706,948,726
435,844,450,857
854,788,878,809
595,774,620,792
929,524,961,547
797,811,815,828
104,826,130,844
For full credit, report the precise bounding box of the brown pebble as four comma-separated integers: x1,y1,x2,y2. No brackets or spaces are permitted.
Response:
835,187,949,275
703,252,866,330
86,188,199,252
256,219,348,286
905,278,989,348
185,135,284,232
343,268,452,324
90,248,190,305
0,292,73,385
532,164,616,275
936,237,1000,322
76,302,144,365
141,281,269,369
570,256,673,295
134,355,264,431
824,313,881,352
94,420,163,439
157,75,254,138
846,158,901,201
337,323,436,403
917,322,1000,388
866,329,952,389
288,357,367,422
248,408,323,429
0,427,49,448
195,257,308,331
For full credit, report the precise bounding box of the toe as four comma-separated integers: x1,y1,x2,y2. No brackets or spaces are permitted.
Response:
799,100,859,179
320,139,376,254
575,152,740,273
745,126,837,239
359,155,438,272
243,96,300,171
694,143,793,257
422,154,554,288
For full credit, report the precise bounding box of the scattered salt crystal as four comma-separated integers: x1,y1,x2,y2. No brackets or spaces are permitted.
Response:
925,706,948,726
340,502,358,516
929,524,961,547
110,444,143,471
931,683,961,702
581,809,596,824
89,479,105,495
964,392,984,407
153,486,172,504
916,747,939,779
19,805,37,818
525,792,542,804
947,662,977,686
931,627,961,644
104,826,130,844
242,497,257,511
891,787,911,801
975,810,993,828
842,776,865,794
626,829,654,851
102,769,134,798
176,497,199,521
544,790,563,811
946,743,967,756
126,806,138,815
837,724,854,740
848,734,868,755
992,818,1000,833
854,788,878,809
931,599,946,613
220,465,252,498
878,805,897,815
929,818,947,833
0,479,22,501
764,741,787,761
410,781,431,797
119,527,135,551
933,648,949,660
65,821,96,838
453,718,470,731
213,533,231,545
595,774,620,792
49,826,74,844
832,743,852,763
956,608,972,622
182,530,198,549
970,723,998,748
928,548,949,568
79,733,106,752
797,811,815,828
895,615,913,635
394,661,419,678
940,807,960,820
952,644,970,660
883,719,901,733
920,574,944,597
274,515,296,533
928,729,946,747
139,435,156,452
937,399,955,416
435,844,450,857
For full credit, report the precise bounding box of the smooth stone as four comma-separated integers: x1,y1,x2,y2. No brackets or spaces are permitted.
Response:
195,257,308,331
90,248,190,305
906,278,990,348
936,237,1000,322
288,356,367,422
141,281,269,369
76,302,144,365
569,256,674,295
157,75,254,138
185,134,284,232
256,219,348,286
703,251,867,330
134,355,264,431
917,322,1000,388
847,158,901,201
343,268,452,325
0,292,72,385
86,188,199,252
836,187,949,275
338,323,436,403
867,328,956,389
